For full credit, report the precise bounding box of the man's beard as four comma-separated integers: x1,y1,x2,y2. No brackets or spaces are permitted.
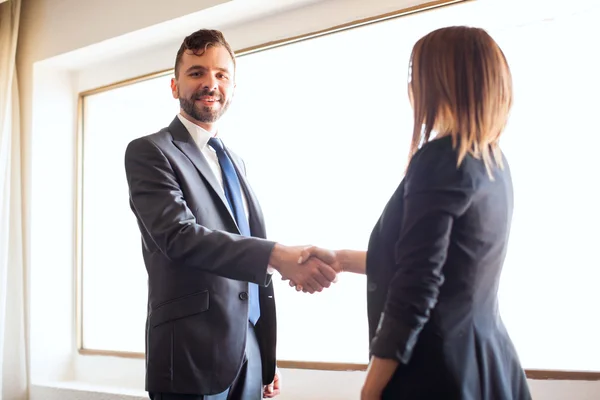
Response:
179,89,231,123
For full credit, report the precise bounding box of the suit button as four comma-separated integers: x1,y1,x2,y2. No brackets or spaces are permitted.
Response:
239,292,248,301
368,283,377,292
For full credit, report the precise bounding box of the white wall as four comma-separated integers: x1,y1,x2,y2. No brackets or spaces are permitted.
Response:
15,0,600,399
17,0,233,63
26,65,75,382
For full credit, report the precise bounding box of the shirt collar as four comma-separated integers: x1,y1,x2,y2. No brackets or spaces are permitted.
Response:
177,114,215,150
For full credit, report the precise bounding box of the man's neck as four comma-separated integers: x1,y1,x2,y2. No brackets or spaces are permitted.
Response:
179,111,218,135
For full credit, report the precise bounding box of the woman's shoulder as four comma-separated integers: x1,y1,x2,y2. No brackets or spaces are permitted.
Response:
405,135,501,194
405,136,468,191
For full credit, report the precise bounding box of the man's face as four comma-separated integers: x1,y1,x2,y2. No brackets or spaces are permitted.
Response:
171,45,235,127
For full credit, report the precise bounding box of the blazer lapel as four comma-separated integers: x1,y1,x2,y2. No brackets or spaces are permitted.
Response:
168,117,237,227
227,149,267,239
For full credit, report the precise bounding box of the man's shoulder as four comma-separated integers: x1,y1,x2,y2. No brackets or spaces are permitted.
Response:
132,126,173,146
124,124,177,164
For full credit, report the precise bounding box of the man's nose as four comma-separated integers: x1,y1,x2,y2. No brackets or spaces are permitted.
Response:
202,75,218,91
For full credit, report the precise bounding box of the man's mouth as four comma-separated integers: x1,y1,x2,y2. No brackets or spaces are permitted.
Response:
195,96,219,106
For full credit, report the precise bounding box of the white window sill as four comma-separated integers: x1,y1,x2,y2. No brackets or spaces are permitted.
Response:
31,381,147,400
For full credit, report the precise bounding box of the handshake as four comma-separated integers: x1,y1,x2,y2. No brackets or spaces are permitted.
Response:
268,244,342,294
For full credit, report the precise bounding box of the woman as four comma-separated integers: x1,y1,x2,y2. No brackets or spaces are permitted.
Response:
295,26,531,399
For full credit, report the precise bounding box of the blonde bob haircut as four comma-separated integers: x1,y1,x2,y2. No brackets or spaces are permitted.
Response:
408,26,513,178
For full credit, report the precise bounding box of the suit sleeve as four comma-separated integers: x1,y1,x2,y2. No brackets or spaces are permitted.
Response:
124,137,276,285
369,143,474,364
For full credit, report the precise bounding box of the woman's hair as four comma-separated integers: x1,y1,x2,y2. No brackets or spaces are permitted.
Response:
408,26,513,177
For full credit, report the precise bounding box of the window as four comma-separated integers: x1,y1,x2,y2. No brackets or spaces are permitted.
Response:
80,0,600,370
81,76,178,353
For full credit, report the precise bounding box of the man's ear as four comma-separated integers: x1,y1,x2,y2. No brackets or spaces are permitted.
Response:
171,77,179,99
231,81,237,99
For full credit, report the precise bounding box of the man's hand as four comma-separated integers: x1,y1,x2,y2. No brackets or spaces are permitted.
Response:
290,246,342,292
298,246,342,272
269,244,337,294
263,367,281,398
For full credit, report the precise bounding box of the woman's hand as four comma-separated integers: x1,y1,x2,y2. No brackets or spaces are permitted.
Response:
288,246,341,291
360,357,399,400
298,246,341,272
360,385,383,400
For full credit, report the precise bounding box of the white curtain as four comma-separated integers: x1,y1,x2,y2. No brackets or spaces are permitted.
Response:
0,0,27,399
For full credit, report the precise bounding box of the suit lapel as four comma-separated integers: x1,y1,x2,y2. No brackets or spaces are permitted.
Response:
227,149,267,239
168,117,238,227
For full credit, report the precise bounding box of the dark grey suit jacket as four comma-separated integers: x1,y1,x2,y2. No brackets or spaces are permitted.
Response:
366,136,531,399
124,117,277,395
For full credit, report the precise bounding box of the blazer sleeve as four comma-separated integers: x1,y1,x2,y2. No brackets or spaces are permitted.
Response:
369,141,474,364
124,136,276,286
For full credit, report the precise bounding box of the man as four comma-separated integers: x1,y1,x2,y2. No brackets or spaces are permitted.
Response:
124,29,338,400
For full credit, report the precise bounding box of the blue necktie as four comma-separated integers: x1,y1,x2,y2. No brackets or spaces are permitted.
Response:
208,137,260,325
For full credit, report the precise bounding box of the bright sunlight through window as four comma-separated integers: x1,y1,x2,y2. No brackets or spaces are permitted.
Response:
81,0,600,371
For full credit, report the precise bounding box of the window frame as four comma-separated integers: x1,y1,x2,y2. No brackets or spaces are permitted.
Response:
73,0,600,381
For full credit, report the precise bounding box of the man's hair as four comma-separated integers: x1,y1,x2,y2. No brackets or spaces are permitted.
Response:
174,29,236,78
408,26,513,178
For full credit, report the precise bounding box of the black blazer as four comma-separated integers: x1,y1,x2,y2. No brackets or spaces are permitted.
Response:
366,136,531,399
124,117,277,395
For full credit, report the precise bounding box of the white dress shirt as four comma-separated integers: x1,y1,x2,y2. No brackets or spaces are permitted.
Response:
177,114,250,220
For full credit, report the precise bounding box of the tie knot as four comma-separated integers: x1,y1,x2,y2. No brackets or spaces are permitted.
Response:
208,137,225,152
